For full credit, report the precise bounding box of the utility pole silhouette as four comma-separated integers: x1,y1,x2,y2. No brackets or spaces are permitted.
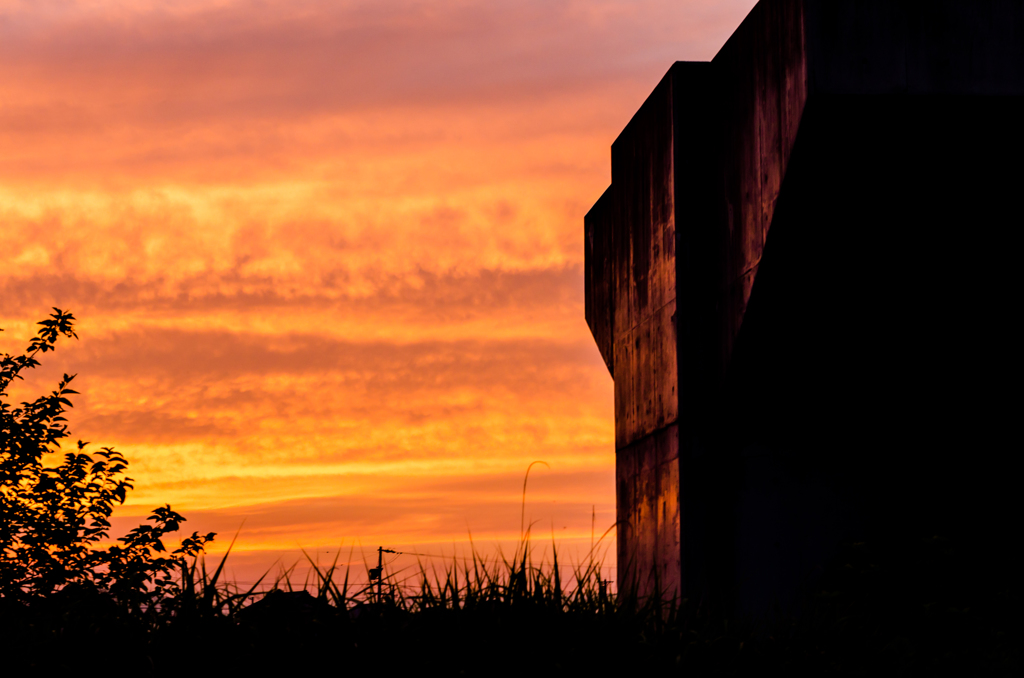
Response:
369,546,396,603
599,579,611,603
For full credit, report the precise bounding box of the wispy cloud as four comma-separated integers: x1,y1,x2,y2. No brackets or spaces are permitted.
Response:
1,0,756,569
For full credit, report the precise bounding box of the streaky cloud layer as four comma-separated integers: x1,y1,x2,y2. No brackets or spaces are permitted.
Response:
0,0,758,577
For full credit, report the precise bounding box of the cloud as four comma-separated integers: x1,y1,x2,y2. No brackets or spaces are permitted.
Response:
1,0,756,573
0,0,755,187
0,265,589,343
61,328,613,459
111,466,618,547
1,0,752,112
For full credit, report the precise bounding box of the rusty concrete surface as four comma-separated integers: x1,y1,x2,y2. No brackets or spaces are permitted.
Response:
586,0,1024,616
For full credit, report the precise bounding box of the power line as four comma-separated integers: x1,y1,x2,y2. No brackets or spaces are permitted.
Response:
385,547,611,564
389,549,491,562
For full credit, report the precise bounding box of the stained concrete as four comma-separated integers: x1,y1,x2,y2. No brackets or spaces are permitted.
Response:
585,0,1023,616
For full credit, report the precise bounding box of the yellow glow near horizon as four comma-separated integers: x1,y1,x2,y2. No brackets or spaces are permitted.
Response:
0,0,758,580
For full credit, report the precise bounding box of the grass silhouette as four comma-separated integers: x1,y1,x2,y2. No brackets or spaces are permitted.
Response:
4,525,1018,676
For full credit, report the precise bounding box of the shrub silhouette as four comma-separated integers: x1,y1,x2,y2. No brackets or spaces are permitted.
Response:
0,309,214,612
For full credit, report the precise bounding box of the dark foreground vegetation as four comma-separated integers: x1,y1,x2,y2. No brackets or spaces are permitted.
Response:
1,311,1018,676
1,528,1018,676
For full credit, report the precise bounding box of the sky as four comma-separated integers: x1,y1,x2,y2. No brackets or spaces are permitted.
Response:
0,0,756,588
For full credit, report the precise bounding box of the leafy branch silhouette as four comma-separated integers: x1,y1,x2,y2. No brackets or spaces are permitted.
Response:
0,309,214,612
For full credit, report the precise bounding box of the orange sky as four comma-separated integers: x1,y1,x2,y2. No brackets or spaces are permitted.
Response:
0,0,756,588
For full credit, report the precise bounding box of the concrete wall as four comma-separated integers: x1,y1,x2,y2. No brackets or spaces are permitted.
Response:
586,0,1024,615
710,0,808,375
586,72,682,600
584,190,614,375
804,0,1024,95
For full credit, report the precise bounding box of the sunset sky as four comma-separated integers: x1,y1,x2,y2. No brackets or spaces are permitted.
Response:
1,0,756,587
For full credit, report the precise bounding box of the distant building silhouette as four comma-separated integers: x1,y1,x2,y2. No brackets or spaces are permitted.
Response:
585,0,1023,617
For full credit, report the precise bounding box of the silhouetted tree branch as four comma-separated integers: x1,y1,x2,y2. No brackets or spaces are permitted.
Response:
0,309,214,611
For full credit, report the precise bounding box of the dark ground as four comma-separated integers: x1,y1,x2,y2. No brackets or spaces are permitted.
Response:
1,523,1017,677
